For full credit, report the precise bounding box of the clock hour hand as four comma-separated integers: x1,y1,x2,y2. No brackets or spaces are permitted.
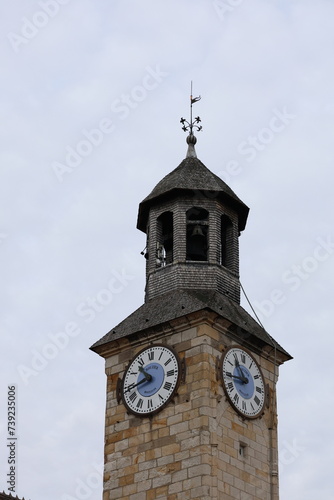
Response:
234,359,248,384
138,366,152,381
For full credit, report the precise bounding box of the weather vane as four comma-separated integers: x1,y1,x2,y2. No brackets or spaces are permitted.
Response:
180,81,202,136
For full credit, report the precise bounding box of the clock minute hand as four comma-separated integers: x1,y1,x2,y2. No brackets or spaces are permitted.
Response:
124,377,149,393
229,374,247,382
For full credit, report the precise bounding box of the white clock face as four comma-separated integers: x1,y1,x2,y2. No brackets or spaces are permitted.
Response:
122,345,180,416
221,346,266,419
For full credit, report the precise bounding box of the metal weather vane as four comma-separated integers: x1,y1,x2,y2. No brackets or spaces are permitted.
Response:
180,82,202,136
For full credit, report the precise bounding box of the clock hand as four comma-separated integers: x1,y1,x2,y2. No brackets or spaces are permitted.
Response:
124,366,153,393
138,366,152,381
234,358,248,384
124,377,149,393
226,373,247,383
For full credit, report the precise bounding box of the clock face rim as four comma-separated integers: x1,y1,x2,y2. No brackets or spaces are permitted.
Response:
121,344,181,417
220,345,266,419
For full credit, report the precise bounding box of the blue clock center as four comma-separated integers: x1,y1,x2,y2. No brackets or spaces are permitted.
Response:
137,363,164,397
234,366,254,399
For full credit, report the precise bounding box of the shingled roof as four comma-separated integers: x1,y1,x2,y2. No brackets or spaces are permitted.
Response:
137,156,249,232
90,289,291,361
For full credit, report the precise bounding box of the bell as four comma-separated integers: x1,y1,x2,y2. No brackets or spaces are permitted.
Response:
191,225,205,238
187,225,207,261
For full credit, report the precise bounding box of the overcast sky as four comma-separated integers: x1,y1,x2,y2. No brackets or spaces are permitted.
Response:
1,1,334,499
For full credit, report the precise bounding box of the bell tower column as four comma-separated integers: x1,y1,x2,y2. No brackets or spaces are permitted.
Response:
91,95,292,500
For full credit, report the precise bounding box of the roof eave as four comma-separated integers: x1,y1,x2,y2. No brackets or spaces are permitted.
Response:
137,188,249,233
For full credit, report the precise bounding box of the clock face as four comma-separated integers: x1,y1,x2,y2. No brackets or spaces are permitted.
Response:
221,346,266,419
122,345,180,416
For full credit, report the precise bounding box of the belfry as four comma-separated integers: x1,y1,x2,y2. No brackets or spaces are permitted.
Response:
91,94,291,499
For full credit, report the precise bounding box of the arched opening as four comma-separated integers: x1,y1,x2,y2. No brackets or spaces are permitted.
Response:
186,207,208,261
156,211,173,267
221,214,233,268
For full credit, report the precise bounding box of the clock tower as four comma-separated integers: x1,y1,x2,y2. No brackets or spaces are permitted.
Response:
91,103,291,499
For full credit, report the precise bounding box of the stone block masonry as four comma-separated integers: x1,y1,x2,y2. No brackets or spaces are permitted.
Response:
102,312,279,499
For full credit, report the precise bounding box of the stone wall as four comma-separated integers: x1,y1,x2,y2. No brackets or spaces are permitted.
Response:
102,312,279,500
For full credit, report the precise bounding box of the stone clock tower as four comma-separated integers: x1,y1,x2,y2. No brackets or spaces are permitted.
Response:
91,105,291,499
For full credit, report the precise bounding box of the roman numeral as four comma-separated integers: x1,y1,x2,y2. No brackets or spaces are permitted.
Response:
242,401,247,411
164,358,172,366
129,392,137,403
138,358,144,367
166,369,175,377
136,398,143,409
159,351,163,360
254,395,260,406
254,374,259,379
233,353,238,363
227,382,234,391
164,381,172,391
233,393,239,404
241,353,246,364
148,351,154,361
256,386,262,394
228,360,233,366
147,399,153,409
249,361,253,370
225,371,232,378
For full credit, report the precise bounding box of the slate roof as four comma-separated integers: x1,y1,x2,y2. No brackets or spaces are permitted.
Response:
90,289,291,361
137,156,249,232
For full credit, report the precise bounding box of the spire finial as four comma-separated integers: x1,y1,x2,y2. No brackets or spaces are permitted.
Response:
180,82,202,158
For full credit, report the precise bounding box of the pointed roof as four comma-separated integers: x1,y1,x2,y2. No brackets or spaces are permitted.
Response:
90,288,291,362
137,156,249,232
